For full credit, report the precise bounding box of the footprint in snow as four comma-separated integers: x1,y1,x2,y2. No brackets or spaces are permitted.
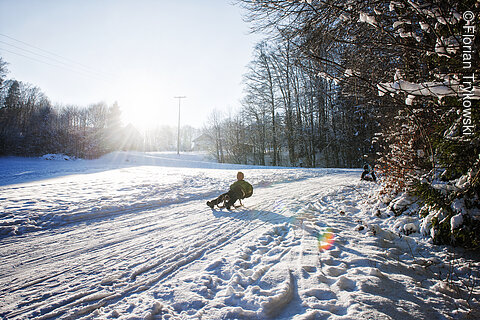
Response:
334,275,357,291
304,288,337,301
325,265,347,277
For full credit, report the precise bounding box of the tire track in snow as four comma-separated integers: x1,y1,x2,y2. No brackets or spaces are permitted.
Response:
34,211,273,319
1,172,361,319
1,188,285,319
99,175,361,319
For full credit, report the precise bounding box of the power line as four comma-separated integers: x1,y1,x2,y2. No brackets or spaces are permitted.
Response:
0,33,116,78
0,40,110,81
0,46,112,83
0,33,116,81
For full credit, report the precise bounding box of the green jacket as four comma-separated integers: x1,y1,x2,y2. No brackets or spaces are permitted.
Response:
230,180,253,199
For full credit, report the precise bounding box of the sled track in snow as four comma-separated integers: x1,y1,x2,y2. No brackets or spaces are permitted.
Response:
1,172,374,319
0,193,284,319
2,160,479,319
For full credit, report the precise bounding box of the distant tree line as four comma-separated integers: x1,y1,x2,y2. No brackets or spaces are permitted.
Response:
144,125,199,153
0,57,197,158
0,61,127,158
204,40,378,167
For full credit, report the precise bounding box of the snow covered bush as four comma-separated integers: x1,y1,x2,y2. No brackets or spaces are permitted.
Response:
236,0,479,247
369,0,480,249
376,102,479,249
414,161,480,249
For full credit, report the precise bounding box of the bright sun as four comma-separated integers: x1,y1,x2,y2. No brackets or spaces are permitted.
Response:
122,103,164,131
115,82,179,131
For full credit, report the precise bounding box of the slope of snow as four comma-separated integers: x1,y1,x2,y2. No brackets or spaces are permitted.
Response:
0,152,478,319
0,151,246,187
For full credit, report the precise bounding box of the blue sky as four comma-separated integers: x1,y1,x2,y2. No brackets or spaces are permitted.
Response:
0,0,261,129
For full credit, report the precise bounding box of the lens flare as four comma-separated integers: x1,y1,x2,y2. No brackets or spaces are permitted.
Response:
317,228,335,250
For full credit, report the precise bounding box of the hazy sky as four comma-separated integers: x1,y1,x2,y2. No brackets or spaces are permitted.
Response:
0,0,261,130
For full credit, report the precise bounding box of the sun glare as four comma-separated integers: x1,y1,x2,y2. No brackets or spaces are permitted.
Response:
115,82,179,132
122,103,165,132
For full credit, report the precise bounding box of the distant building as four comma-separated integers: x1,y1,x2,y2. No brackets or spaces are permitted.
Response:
192,133,213,151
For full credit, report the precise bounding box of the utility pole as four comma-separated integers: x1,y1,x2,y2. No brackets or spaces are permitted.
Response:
174,96,186,155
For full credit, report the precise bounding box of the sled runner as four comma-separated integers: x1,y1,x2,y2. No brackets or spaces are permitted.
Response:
207,194,244,210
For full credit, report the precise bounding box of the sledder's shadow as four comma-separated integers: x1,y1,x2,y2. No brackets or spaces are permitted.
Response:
211,207,289,225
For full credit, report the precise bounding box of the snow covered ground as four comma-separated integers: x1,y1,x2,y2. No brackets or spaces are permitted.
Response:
0,152,479,319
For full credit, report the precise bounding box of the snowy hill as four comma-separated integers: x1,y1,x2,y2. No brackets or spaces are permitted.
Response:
0,152,478,319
